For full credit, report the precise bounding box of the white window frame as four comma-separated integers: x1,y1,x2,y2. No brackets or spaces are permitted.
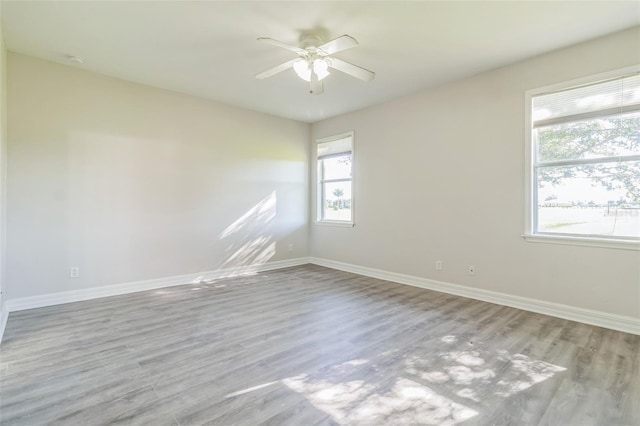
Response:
524,65,640,251
315,131,355,227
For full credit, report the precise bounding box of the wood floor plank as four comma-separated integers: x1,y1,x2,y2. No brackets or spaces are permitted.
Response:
1,264,638,425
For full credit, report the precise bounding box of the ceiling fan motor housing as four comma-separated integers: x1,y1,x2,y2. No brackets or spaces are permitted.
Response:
299,35,323,50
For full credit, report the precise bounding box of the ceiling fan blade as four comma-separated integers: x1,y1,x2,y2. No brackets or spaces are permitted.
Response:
328,58,375,82
317,35,358,56
255,59,297,79
310,73,324,95
257,37,306,55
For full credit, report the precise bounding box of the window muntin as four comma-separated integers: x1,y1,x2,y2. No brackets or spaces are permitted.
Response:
530,73,640,241
317,134,353,224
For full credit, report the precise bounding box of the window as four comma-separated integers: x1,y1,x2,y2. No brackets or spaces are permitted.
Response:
316,132,353,224
526,69,640,247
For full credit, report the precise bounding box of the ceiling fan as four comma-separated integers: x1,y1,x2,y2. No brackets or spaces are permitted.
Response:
255,34,375,95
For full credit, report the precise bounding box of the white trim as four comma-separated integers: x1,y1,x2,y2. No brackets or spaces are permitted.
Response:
315,131,355,225
4,257,638,340
524,89,535,236
524,65,640,243
309,257,640,336
313,220,355,228
0,300,8,344
4,258,310,313
523,233,640,251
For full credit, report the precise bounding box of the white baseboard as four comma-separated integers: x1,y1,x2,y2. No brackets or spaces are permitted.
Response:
3,256,638,338
309,257,640,336
5,257,310,313
0,300,8,344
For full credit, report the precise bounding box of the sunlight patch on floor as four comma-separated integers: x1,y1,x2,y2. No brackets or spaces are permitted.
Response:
282,375,477,425
351,378,479,425
273,334,566,424
283,374,376,419
493,351,566,397
224,381,279,398
404,339,566,401
154,290,180,297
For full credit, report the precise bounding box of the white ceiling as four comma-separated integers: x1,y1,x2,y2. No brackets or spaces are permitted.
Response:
2,1,639,123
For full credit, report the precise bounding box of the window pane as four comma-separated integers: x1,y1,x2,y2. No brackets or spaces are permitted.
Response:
536,111,640,162
322,181,352,221
536,161,640,238
321,154,352,180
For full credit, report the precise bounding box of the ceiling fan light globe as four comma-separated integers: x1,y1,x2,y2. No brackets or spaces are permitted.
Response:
293,59,311,82
313,59,330,81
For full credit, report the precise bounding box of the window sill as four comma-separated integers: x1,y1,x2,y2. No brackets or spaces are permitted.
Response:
523,233,640,251
314,221,355,228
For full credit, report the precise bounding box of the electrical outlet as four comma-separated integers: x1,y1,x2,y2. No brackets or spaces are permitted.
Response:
435,260,442,271
468,265,475,275
288,244,294,252
70,267,80,278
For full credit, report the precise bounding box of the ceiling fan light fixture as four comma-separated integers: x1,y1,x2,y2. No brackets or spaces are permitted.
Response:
293,58,330,82
293,59,311,82
313,59,330,80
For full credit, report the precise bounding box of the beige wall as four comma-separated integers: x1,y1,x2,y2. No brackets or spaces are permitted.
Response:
5,28,640,320
7,53,309,299
311,27,640,319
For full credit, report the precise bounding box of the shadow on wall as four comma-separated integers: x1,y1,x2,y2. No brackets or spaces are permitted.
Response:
217,191,277,274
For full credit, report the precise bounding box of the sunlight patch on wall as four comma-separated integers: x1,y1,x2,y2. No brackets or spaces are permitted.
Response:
218,191,276,273
219,191,276,239
222,236,276,266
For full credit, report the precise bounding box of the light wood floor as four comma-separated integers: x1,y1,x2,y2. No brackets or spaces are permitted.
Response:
0,265,638,425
